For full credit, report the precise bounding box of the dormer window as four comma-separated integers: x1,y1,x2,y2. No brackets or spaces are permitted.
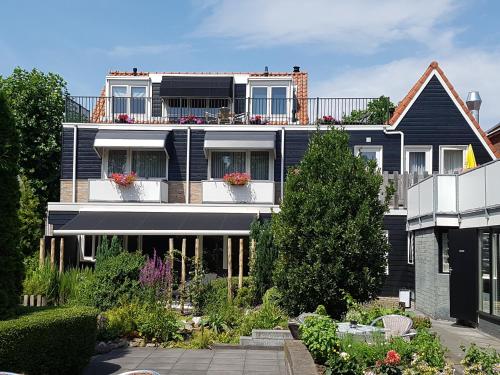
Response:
110,85,148,116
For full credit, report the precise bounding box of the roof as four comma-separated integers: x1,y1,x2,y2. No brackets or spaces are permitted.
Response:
487,122,500,136
389,61,500,158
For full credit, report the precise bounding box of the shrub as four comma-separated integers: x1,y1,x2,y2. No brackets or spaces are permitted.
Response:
22,260,59,302
58,267,81,305
461,343,499,375
326,351,363,375
411,315,432,330
77,250,145,310
273,128,393,318
0,306,98,374
234,285,256,308
139,249,173,302
198,277,253,315
239,298,288,336
250,219,278,300
135,304,183,343
97,303,138,341
300,315,339,364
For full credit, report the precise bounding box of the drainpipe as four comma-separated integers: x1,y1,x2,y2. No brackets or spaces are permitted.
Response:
186,127,191,204
72,125,78,203
383,128,404,174
280,127,285,201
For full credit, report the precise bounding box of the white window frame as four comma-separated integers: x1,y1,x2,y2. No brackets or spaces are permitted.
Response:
109,83,150,118
247,78,293,120
102,148,169,180
354,145,383,170
439,145,467,174
407,232,415,265
207,150,274,181
404,145,433,174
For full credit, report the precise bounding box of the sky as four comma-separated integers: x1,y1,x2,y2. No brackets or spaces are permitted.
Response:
1,0,500,129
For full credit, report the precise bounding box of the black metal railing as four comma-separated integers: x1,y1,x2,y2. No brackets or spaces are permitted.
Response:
64,96,391,125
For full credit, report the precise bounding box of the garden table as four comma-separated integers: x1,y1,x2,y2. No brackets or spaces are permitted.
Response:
336,322,387,342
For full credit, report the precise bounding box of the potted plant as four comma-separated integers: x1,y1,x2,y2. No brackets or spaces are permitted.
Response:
249,115,267,125
111,172,137,187
223,172,250,186
115,114,134,124
317,115,338,125
179,114,204,124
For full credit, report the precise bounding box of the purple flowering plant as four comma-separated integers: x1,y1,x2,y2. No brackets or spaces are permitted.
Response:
139,249,173,300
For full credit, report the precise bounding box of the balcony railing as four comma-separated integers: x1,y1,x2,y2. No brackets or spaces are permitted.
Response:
64,96,391,125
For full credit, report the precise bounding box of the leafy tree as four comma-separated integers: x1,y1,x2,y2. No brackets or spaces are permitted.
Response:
343,96,394,124
18,176,43,256
0,90,23,317
272,128,393,318
250,219,278,300
0,68,67,256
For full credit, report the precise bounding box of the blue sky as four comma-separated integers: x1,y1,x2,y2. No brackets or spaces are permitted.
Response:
1,0,500,128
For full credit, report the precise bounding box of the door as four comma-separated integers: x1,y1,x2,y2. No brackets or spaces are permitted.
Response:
449,228,478,323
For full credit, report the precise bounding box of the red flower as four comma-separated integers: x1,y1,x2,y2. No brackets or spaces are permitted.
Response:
384,350,401,365
223,172,250,186
111,172,137,187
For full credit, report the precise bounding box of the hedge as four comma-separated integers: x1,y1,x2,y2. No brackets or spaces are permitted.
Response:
0,306,98,375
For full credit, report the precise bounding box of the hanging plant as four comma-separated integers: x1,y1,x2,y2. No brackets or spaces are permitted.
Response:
111,172,137,187
223,172,250,186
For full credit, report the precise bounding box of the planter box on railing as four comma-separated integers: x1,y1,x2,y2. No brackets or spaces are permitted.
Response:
88,179,168,202
202,180,275,204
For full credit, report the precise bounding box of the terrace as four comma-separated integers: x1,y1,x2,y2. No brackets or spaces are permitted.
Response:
64,96,392,125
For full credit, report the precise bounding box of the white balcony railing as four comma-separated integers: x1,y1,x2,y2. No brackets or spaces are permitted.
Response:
407,159,500,230
202,181,275,204
88,179,168,203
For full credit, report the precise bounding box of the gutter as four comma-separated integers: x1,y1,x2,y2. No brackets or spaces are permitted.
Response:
186,127,191,204
384,128,404,174
280,127,285,201
72,125,78,203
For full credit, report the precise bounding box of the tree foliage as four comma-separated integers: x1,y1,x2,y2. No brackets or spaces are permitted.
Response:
0,68,67,255
250,219,278,300
0,90,23,317
272,128,393,318
18,175,43,257
343,96,395,125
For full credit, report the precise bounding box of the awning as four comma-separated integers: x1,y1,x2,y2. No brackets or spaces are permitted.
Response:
160,76,233,98
55,211,256,235
203,131,276,157
94,130,169,156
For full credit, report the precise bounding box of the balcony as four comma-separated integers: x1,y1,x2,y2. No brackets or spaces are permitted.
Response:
202,181,275,204
64,96,391,125
407,160,500,230
88,179,168,203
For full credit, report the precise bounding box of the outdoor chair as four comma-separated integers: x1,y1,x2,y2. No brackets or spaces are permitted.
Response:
204,111,218,124
218,107,231,124
370,314,416,340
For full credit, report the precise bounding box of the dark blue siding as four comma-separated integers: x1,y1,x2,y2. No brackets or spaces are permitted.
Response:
284,131,314,173
398,75,494,170
77,129,101,179
274,131,282,182
190,130,208,181
48,211,78,230
381,215,414,296
61,128,74,179
167,130,187,181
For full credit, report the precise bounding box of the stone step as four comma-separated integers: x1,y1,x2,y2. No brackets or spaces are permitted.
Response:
251,329,293,340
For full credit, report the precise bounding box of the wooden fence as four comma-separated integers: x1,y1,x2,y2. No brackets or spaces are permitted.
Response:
380,172,428,209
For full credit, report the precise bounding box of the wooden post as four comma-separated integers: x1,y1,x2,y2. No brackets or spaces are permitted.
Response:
227,237,232,301
59,238,65,274
39,238,45,267
50,238,56,270
180,238,186,313
238,238,244,289
249,238,256,276
194,237,200,277
168,238,174,306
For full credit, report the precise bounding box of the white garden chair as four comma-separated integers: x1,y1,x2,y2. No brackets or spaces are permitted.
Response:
370,314,416,340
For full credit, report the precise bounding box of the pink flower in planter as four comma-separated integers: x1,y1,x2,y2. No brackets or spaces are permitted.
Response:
223,172,251,186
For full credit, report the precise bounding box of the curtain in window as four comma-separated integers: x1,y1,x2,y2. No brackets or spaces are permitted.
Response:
250,151,269,180
443,149,463,173
112,86,127,114
131,87,146,114
132,151,166,178
271,87,286,115
107,150,127,174
409,152,426,174
252,87,267,115
211,152,246,179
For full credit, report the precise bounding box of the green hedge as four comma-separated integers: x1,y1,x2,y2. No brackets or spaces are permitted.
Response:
0,306,98,375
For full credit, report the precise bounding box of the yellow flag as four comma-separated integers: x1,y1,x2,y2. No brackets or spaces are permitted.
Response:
465,144,477,169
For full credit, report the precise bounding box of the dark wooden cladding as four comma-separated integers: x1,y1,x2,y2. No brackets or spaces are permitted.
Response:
76,128,101,179
189,130,208,181
167,130,187,181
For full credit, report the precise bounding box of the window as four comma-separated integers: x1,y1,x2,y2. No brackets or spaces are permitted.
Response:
440,146,466,174
112,86,127,113
132,151,166,178
354,145,383,169
439,231,450,273
407,232,415,264
252,87,267,115
493,232,500,316
210,150,271,180
271,87,287,115
480,231,491,313
104,149,167,179
131,87,146,114
107,150,127,174
405,146,432,175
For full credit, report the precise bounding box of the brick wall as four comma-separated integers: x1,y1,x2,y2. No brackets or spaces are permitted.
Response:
414,228,451,320
60,179,89,202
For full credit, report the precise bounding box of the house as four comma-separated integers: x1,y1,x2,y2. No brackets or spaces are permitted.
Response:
45,62,496,301
487,122,500,155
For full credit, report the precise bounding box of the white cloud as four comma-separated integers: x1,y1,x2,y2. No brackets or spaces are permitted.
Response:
195,0,459,52
312,49,500,129
105,43,192,58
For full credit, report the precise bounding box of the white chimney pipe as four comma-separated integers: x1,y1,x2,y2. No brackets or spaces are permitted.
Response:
466,91,482,122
